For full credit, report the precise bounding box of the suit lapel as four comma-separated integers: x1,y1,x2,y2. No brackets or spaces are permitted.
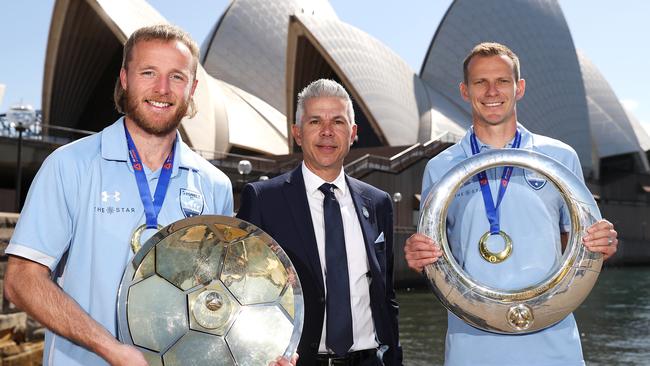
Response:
346,176,386,291
283,166,325,293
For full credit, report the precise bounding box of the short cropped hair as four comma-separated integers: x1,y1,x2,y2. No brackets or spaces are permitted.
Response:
295,79,355,126
114,24,199,117
462,42,521,84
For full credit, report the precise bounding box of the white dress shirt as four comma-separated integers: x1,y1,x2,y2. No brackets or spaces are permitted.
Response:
301,163,378,353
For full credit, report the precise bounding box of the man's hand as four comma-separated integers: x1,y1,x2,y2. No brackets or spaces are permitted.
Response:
582,219,617,260
268,354,298,366
104,343,148,366
404,233,443,272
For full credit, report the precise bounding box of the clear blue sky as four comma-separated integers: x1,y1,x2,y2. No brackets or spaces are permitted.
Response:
1,0,648,135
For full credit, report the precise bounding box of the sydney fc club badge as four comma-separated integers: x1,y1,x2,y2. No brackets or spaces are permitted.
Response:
524,169,547,190
180,189,204,217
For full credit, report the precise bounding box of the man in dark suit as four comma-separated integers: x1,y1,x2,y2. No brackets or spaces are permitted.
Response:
237,79,401,366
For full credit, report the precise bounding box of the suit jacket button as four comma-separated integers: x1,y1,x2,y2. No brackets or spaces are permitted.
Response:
320,297,325,303
310,342,318,350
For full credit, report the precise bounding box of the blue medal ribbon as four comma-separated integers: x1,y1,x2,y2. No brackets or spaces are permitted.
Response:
124,124,176,229
470,129,521,235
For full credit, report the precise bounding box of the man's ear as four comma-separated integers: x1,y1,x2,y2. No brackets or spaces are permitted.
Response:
291,124,302,146
119,68,128,90
459,82,470,102
515,78,526,101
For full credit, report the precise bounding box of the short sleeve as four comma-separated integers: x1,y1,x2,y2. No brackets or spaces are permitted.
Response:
217,181,234,216
215,177,234,217
6,152,76,270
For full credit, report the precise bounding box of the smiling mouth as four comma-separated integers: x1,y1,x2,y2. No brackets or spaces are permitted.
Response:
317,144,337,151
146,100,173,108
483,102,503,107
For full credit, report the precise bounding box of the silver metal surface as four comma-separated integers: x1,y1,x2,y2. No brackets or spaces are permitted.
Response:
419,149,603,334
117,215,303,364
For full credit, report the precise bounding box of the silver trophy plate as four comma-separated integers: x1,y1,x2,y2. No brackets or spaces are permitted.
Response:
117,215,303,365
419,149,602,334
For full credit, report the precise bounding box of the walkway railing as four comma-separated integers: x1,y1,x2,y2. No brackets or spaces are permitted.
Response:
344,131,459,178
194,149,300,175
0,120,95,146
0,120,459,179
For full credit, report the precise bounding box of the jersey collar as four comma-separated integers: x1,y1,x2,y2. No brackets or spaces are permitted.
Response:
101,117,200,176
459,122,534,157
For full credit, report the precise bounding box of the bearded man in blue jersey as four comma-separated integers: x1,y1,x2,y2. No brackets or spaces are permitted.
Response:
3,24,294,366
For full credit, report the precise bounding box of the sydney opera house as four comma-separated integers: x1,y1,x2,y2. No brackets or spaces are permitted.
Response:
3,0,649,269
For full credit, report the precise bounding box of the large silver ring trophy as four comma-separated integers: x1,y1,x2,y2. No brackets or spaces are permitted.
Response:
117,215,304,365
419,149,602,333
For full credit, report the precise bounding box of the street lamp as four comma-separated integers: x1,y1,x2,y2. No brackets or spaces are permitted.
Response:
7,103,36,212
237,159,253,187
392,192,402,227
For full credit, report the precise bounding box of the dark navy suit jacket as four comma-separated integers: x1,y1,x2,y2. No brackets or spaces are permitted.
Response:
237,165,402,366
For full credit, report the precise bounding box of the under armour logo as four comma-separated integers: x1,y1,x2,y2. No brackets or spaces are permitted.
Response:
102,191,121,202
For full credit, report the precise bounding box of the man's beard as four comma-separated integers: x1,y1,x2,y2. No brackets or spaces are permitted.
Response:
124,91,189,136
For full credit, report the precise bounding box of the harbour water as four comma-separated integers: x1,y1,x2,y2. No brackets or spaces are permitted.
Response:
397,266,650,365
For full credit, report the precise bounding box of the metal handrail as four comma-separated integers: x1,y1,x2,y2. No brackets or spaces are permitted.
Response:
0,121,95,143
344,131,459,177
0,120,461,179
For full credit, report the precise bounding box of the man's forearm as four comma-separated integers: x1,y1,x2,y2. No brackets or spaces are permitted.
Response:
4,256,122,362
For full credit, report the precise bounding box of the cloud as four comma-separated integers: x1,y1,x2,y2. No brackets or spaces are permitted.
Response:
620,99,639,111
641,120,650,136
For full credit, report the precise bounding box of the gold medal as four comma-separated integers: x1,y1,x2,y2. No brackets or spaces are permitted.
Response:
130,223,163,254
478,230,512,264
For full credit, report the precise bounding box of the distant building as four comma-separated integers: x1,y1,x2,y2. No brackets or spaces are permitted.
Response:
5,0,649,265
41,0,649,176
